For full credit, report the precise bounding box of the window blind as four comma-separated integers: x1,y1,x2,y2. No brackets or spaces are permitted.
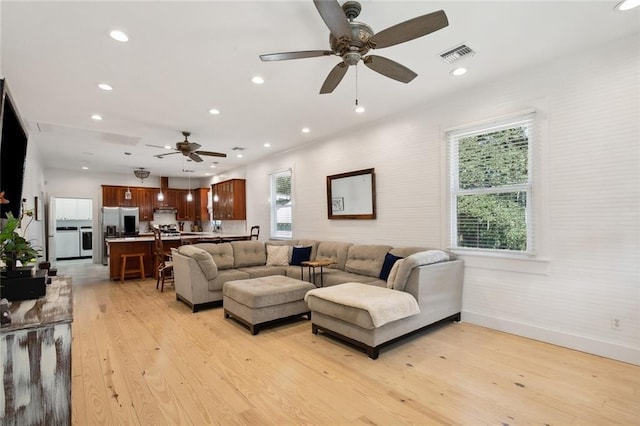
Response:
447,111,536,254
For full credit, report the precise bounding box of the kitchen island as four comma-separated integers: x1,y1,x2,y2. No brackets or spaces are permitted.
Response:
106,233,249,281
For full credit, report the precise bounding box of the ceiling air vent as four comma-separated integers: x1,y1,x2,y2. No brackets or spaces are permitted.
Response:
440,44,476,63
232,147,245,151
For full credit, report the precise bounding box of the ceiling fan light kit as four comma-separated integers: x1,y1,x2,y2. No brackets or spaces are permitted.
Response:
259,0,449,94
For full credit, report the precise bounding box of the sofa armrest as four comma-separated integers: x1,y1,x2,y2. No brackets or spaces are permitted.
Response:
172,249,216,306
403,259,464,318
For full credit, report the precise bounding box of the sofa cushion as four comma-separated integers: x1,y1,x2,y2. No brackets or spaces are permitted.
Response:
194,242,234,270
315,241,352,270
208,269,250,291
266,244,290,266
231,241,267,268
290,246,312,265
296,240,319,261
345,244,392,278
178,245,218,280
379,252,403,280
387,250,450,291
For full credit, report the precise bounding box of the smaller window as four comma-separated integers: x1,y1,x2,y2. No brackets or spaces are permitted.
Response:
270,169,292,239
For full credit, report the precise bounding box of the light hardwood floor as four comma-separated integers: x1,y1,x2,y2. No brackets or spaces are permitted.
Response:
57,259,640,425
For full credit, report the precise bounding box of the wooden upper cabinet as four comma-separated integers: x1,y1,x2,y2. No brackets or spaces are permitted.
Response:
102,186,120,207
175,189,196,221
102,185,137,207
137,188,156,221
212,179,246,220
103,185,153,217
195,188,210,222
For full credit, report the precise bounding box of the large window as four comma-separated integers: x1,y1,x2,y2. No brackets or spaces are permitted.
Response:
270,169,292,239
448,111,535,254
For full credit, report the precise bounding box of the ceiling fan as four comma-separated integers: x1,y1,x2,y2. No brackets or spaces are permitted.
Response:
148,131,227,163
259,0,449,94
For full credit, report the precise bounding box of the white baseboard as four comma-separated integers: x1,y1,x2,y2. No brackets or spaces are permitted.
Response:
462,311,640,366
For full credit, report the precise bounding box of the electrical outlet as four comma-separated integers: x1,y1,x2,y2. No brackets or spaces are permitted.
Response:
611,317,623,330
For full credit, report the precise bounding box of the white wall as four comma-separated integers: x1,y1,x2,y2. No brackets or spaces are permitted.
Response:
231,35,638,364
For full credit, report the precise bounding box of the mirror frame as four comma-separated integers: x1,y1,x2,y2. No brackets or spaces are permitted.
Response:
326,168,376,220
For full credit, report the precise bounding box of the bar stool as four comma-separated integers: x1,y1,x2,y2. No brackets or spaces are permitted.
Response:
120,253,145,283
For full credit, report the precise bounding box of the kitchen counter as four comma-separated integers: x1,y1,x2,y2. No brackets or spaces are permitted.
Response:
106,232,250,281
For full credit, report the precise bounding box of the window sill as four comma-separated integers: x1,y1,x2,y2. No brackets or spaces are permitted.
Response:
453,249,550,275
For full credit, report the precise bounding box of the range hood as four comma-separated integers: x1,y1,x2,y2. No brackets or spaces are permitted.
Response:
154,177,176,213
154,206,177,213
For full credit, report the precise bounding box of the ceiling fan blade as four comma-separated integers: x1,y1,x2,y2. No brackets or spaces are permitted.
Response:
154,151,180,159
189,152,203,163
369,10,448,50
313,0,352,40
320,62,349,94
195,150,227,158
363,55,417,83
260,50,333,62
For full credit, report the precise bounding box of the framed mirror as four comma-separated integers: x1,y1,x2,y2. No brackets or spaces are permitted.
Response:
326,168,376,219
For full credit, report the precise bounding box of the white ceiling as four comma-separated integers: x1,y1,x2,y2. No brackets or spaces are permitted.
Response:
1,1,638,179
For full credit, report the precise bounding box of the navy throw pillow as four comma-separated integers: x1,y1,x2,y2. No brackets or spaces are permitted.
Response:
290,246,312,266
379,253,403,280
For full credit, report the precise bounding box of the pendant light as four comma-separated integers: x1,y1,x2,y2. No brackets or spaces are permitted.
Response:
187,173,193,202
183,158,193,202
124,153,132,200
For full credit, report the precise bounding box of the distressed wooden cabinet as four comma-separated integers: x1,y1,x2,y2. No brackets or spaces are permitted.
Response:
212,179,246,220
1,279,73,425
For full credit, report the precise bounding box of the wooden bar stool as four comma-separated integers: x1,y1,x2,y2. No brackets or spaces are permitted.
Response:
120,253,145,283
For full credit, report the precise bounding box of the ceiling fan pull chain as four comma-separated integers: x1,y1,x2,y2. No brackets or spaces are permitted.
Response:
355,63,359,107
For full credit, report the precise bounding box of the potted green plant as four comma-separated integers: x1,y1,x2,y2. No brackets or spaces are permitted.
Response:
0,207,46,300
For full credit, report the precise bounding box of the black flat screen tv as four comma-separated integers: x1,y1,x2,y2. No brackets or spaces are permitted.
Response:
0,78,29,219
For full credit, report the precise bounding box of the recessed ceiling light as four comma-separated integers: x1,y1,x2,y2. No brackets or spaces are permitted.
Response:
209,108,220,115
451,67,467,76
251,76,264,84
210,164,216,168
355,106,365,113
81,166,89,170
615,0,640,11
264,142,271,148
302,127,310,133
91,114,103,120
164,145,172,150
236,154,243,158
98,83,113,91
109,30,129,42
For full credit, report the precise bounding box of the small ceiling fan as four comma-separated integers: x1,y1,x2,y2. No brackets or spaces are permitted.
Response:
259,0,449,94
147,131,227,163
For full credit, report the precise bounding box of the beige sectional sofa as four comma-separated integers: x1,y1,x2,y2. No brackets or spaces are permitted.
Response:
171,239,464,357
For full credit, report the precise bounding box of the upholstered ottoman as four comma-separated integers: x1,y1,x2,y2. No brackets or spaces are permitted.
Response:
223,276,316,334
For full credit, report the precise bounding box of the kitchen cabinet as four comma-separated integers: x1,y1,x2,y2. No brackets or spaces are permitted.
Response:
195,188,210,221
102,185,138,207
174,189,196,221
102,186,120,207
137,188,156,221
212,179,246,220
55,198,91,220
76,198,92,219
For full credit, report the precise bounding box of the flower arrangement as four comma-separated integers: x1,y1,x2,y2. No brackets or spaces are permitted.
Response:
0,199,41,271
